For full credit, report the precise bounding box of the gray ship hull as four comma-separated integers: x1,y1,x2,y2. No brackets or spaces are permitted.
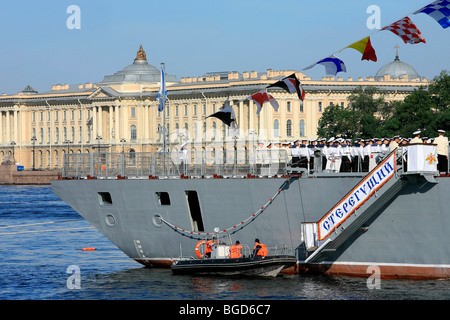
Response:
51,174,450,279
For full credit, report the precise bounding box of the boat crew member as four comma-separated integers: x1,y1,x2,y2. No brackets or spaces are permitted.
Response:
410,130,422,144
204,237,218,258
435,130,449,173
253,238,268,257
229,241,243,258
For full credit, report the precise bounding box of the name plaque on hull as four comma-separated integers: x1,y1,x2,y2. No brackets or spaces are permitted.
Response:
318,152,396,241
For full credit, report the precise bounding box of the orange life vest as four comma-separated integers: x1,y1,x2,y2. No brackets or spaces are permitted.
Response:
229,244,243,258
254,243,268,257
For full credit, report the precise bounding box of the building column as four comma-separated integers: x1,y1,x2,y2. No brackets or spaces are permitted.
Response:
114,105,120,143
98,105,103,139
238,101,244,138
249,100,254,132
6,110,10,143
92,105,97,138
13,110,18,143
144,104,149,141
108,105,113,142
0,111,3,144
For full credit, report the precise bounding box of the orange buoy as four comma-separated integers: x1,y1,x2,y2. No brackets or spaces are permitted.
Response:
81,247,96,251
194,240,206,258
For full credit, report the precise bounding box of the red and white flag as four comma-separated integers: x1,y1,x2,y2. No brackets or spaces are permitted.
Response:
243,91,279,114
381,16,426,44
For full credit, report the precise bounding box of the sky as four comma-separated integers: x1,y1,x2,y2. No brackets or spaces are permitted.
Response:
0,0,448,94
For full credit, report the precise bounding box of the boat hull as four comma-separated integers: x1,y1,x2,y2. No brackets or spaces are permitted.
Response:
51,175,450,279
171,255,297,277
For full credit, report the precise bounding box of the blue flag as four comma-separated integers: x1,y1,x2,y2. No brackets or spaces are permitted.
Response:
303,55,347,76
414,0,450,29
156,66,167,112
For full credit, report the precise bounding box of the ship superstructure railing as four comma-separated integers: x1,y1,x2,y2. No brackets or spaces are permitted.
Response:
61,144,441,179
62,149,290,179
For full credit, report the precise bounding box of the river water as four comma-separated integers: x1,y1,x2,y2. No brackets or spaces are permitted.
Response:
0,185,448,305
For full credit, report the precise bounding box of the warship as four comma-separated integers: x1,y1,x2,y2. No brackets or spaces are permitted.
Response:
52,143,450,279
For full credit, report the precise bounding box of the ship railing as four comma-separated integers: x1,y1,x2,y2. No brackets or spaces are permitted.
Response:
61,149,290,179
61,144,441,179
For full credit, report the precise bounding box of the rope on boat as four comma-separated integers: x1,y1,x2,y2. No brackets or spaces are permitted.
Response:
160,176,299,240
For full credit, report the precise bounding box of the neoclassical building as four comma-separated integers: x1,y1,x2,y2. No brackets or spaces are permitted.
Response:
0,45,428,170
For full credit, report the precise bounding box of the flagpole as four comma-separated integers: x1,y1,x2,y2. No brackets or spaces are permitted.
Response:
161,63,166,153
161,62,167,174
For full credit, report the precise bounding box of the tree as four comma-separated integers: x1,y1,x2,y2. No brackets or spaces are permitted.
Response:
317,71,450,140
317,103,353,139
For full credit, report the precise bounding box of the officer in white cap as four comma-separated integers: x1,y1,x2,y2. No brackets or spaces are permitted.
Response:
410,130,422,144
435,130,448,173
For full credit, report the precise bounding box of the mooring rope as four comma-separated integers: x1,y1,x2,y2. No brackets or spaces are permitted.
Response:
0,226,95,236
160,176,299,240
0,219,84,229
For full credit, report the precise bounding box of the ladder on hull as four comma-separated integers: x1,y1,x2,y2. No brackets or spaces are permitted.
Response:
299,151,406,264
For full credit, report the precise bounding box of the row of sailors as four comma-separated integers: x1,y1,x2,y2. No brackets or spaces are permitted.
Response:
255,131,448,173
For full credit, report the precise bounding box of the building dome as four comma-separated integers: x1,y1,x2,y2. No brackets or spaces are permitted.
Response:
100,45,177,84
375,48,421,80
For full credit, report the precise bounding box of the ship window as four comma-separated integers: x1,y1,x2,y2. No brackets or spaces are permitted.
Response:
156,192,171,205
185,191,204,232
98,192,113,205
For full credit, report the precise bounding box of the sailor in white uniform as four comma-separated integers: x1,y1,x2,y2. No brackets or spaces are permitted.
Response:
435,130,449,173
410,130,422,144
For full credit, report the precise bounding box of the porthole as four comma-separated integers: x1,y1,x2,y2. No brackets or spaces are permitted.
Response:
152,214,163,228
105,214,116,226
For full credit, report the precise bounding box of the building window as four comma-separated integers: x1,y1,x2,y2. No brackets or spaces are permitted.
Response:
299,119,305,137
79,110,82,120
287,101,291,112
47,150,51,168
71,127,75,141
341,102,345,107
47,130,51,144
40,128,44,143
55,151,59,167
300,102,304,113
212,122,216,139
203,104,206,115
40,111,44,122
318,102,323,112
193,104,197,116
55,111,59,121
63,111,67,121
130,125,137,140
71,110,75,120
56,128,59,143
286,120,292,137
131,107,136,118
64,127,67,141
184,105,188,116
79,126,82,142
175,106,179,116
32,112,36,122
274,119,280,137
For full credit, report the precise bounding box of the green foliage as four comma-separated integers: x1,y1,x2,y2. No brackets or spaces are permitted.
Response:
317,71,450,139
